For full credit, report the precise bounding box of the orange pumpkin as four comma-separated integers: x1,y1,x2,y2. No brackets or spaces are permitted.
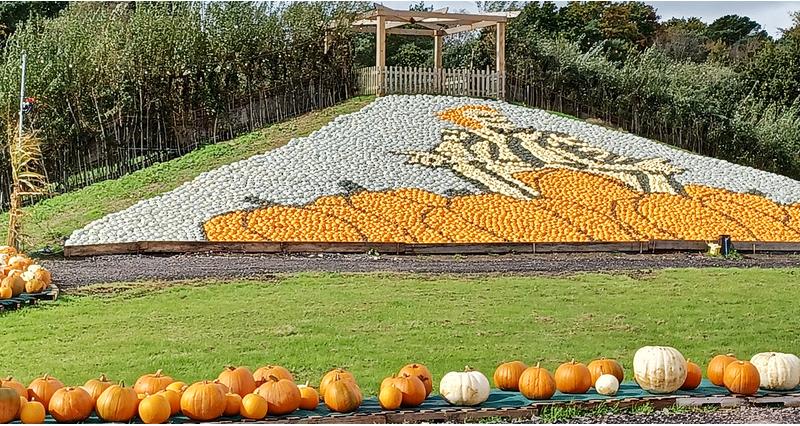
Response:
256,375,301,415
157,389,181,416
253,365,294,385
240,393,268,420
519,362,556,400
166,381,187,394
134,370,174,395
382,374,426,407
19,400,45,424
587,358,624,384
681,359,703,390
708,354,737,386
555,360,592,394
723,361,760,395
323,374,362,413
27,374,64,408
223,393,242,417
0,285,11,299
138,393,171,424
378,385,403,410
82,374,113,403
493,361,528,391
2,270,25,297
298,383,319,411
48,386,93,422
0,376,27,399
96,382,139,422
0,384,20,424
218,366,256,397
18,395,27,417
320,368,356,399
398,363,433,396
180,381,226,421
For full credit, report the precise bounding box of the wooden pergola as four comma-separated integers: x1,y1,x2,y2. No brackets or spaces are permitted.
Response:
349,4,519,98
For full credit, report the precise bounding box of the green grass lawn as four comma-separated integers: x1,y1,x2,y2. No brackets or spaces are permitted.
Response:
2,268,798,394
0,96,375,253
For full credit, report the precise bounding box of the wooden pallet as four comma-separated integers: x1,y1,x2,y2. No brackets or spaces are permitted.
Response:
64,239,800,257
0,285,59,313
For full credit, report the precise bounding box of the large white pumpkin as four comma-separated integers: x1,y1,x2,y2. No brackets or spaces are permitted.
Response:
439,367,490,406
750,352,800,390
633,346,687,394
595,374,619,396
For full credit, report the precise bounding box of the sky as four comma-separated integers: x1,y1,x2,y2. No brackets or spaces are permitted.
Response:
380,1,800,38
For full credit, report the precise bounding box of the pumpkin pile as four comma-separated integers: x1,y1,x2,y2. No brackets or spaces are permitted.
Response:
0,246,52,300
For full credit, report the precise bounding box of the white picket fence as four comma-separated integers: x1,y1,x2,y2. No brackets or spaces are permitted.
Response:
357,66,504,99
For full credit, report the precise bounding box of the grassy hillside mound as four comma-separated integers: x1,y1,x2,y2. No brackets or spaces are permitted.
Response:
66,95,800,247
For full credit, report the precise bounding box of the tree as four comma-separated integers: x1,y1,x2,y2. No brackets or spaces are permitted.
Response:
0,1,67,42
654,18,710,62
705,14,768,45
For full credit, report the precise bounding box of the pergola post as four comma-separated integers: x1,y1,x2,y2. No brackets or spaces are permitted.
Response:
433,32,443,93
376,14,386,96
496,22,506,100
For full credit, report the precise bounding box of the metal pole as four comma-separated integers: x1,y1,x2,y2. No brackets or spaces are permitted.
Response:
18,53,26,140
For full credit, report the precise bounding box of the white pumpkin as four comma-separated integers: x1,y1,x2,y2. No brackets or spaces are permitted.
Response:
750,352,800,390
439,367,490,406
595,374,619,396
633,346,687,394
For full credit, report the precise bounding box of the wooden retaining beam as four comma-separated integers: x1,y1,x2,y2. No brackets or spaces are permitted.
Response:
63,239,800,257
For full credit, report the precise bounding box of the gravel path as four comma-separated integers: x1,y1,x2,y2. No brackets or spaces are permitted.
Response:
559,406,800,424
42,252,800,290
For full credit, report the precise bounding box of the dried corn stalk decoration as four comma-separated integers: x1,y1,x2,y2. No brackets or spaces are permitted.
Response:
6,122,48,249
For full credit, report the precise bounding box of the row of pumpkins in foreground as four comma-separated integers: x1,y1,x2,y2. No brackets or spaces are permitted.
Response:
1,346,799,424
0,247,52,299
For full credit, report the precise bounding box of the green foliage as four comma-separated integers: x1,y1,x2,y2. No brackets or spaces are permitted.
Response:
0,1,66,42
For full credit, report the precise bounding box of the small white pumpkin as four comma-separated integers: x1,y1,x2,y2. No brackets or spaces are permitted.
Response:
750,352,800,390
439,367,490,406
594,374,619,396
633,346,687,394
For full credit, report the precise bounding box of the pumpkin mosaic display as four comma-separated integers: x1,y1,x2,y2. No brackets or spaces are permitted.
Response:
67,96,800,247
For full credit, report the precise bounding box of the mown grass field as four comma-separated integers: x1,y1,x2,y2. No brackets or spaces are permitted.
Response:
2,268,798,394
0,96,375,253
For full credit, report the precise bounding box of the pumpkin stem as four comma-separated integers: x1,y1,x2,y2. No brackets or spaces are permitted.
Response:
99,374,107,382
535,362,541,368
464,366,474,372
155,369,163,377
119,381,126,387
269,375,280,383
43,374,49,380
726,353,735,357
304,381,309,387
225,366,235,371
570,359,576,364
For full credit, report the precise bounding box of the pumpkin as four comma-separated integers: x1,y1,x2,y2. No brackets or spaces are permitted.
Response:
555,360,592,394
439,367,491,406
0,246,17,256
255,375,301,415
218,366,256,397
633,346,687,394
221,393,241,417
1,271,24,297
750,352,800,390
320,368,356,399
723,361,760,395
240,393,268,420
518,362,556,400
96,382,139,422
587,358,624,384
493,361,528,391
398,363,433,396
297,382,319,411
0,377,27,399
135,369,174,394
253,365,294,385
166,381,187,394
595,374,619,396
26,265,52,286
323,374,362,413
0,384,20,424
8,255,31,271
139,393,171,424
82,374,113,403
382,374,426,407
681,359,703,390
707,353,737,386
18,400,45,424
180,381,226,421
157,390,181,416
0,285,11,299
48,386,93,422
18,395,27,417
27,374,64,408
379,384,403,410
21,271,46,294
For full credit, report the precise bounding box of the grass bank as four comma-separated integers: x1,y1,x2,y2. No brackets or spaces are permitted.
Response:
2,268,797,393
0,96,375,253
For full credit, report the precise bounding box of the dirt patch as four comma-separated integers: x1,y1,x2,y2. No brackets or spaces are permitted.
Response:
41,251,800,291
